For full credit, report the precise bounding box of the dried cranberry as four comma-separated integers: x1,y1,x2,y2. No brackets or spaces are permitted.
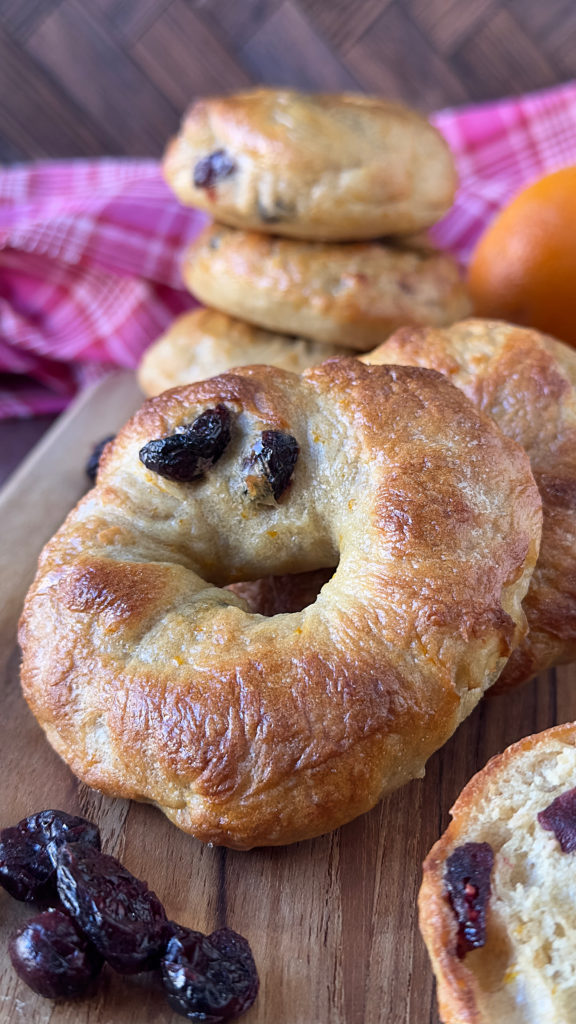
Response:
444,842,494,959
139,404,231,483
56,843,169,974
538,786,576,852
9,908,103,999
242,429,299,504
193,149,236,190
0,810,101,903
161,926,259,1022
85,435,115,483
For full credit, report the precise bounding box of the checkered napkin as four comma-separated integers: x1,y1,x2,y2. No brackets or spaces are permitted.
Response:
0,81,575,420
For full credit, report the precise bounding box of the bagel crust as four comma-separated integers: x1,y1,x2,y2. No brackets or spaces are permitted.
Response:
183,225,471,350
19,361,541,848
419,722,576,1024
138,308,351,397
365,319,576,690
162,88,457,240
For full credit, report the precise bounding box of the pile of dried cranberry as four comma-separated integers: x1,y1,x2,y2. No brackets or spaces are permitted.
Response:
0,809,258,1021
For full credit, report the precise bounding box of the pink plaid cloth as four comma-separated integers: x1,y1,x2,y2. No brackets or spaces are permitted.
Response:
1,81,575,419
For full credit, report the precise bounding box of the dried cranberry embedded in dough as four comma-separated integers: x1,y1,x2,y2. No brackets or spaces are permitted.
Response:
538,786,576,852
9,908,103,999
139,404,231,483
161,925,259,1022
0,810,101,903
55,843,170,974
193,150,237,190
86,436,115,483
242,430,299,504
444,842,494,959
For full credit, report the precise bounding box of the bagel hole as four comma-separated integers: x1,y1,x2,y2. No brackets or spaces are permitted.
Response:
226,567,334,617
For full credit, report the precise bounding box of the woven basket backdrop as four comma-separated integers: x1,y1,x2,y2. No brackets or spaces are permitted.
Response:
0,0,575,162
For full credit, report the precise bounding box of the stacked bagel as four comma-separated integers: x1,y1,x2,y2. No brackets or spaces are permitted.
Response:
140,88,470,395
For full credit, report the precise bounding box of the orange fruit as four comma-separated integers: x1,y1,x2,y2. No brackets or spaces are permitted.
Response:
467,166,576,347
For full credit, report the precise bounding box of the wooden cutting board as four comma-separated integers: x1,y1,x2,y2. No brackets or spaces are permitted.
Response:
1,371,575,1024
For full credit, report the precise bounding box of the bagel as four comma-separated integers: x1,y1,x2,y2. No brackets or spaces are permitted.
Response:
419,721,576,1024
19,361,541,849
363,319,576,690
183,225,471,350
162,88,456,240
138,308,350,397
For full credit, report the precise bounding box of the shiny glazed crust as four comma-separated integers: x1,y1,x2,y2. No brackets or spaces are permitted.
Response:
162,88,457,240
419,722,576,1024
183,225,471,350
19,361,541,848
364,319,576,690
138,308,351,397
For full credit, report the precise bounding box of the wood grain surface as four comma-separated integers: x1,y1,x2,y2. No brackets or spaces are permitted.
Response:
1,0,575,162
0,371,575,1023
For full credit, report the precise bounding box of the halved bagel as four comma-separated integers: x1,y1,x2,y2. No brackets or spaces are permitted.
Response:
419,721,576,1024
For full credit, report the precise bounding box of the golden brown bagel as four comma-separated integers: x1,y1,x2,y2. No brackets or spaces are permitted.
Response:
19,361,541,848
183,225,471,350
138,308,351,397
363,319,576,690
419,721,576,1024
163,88,456,240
